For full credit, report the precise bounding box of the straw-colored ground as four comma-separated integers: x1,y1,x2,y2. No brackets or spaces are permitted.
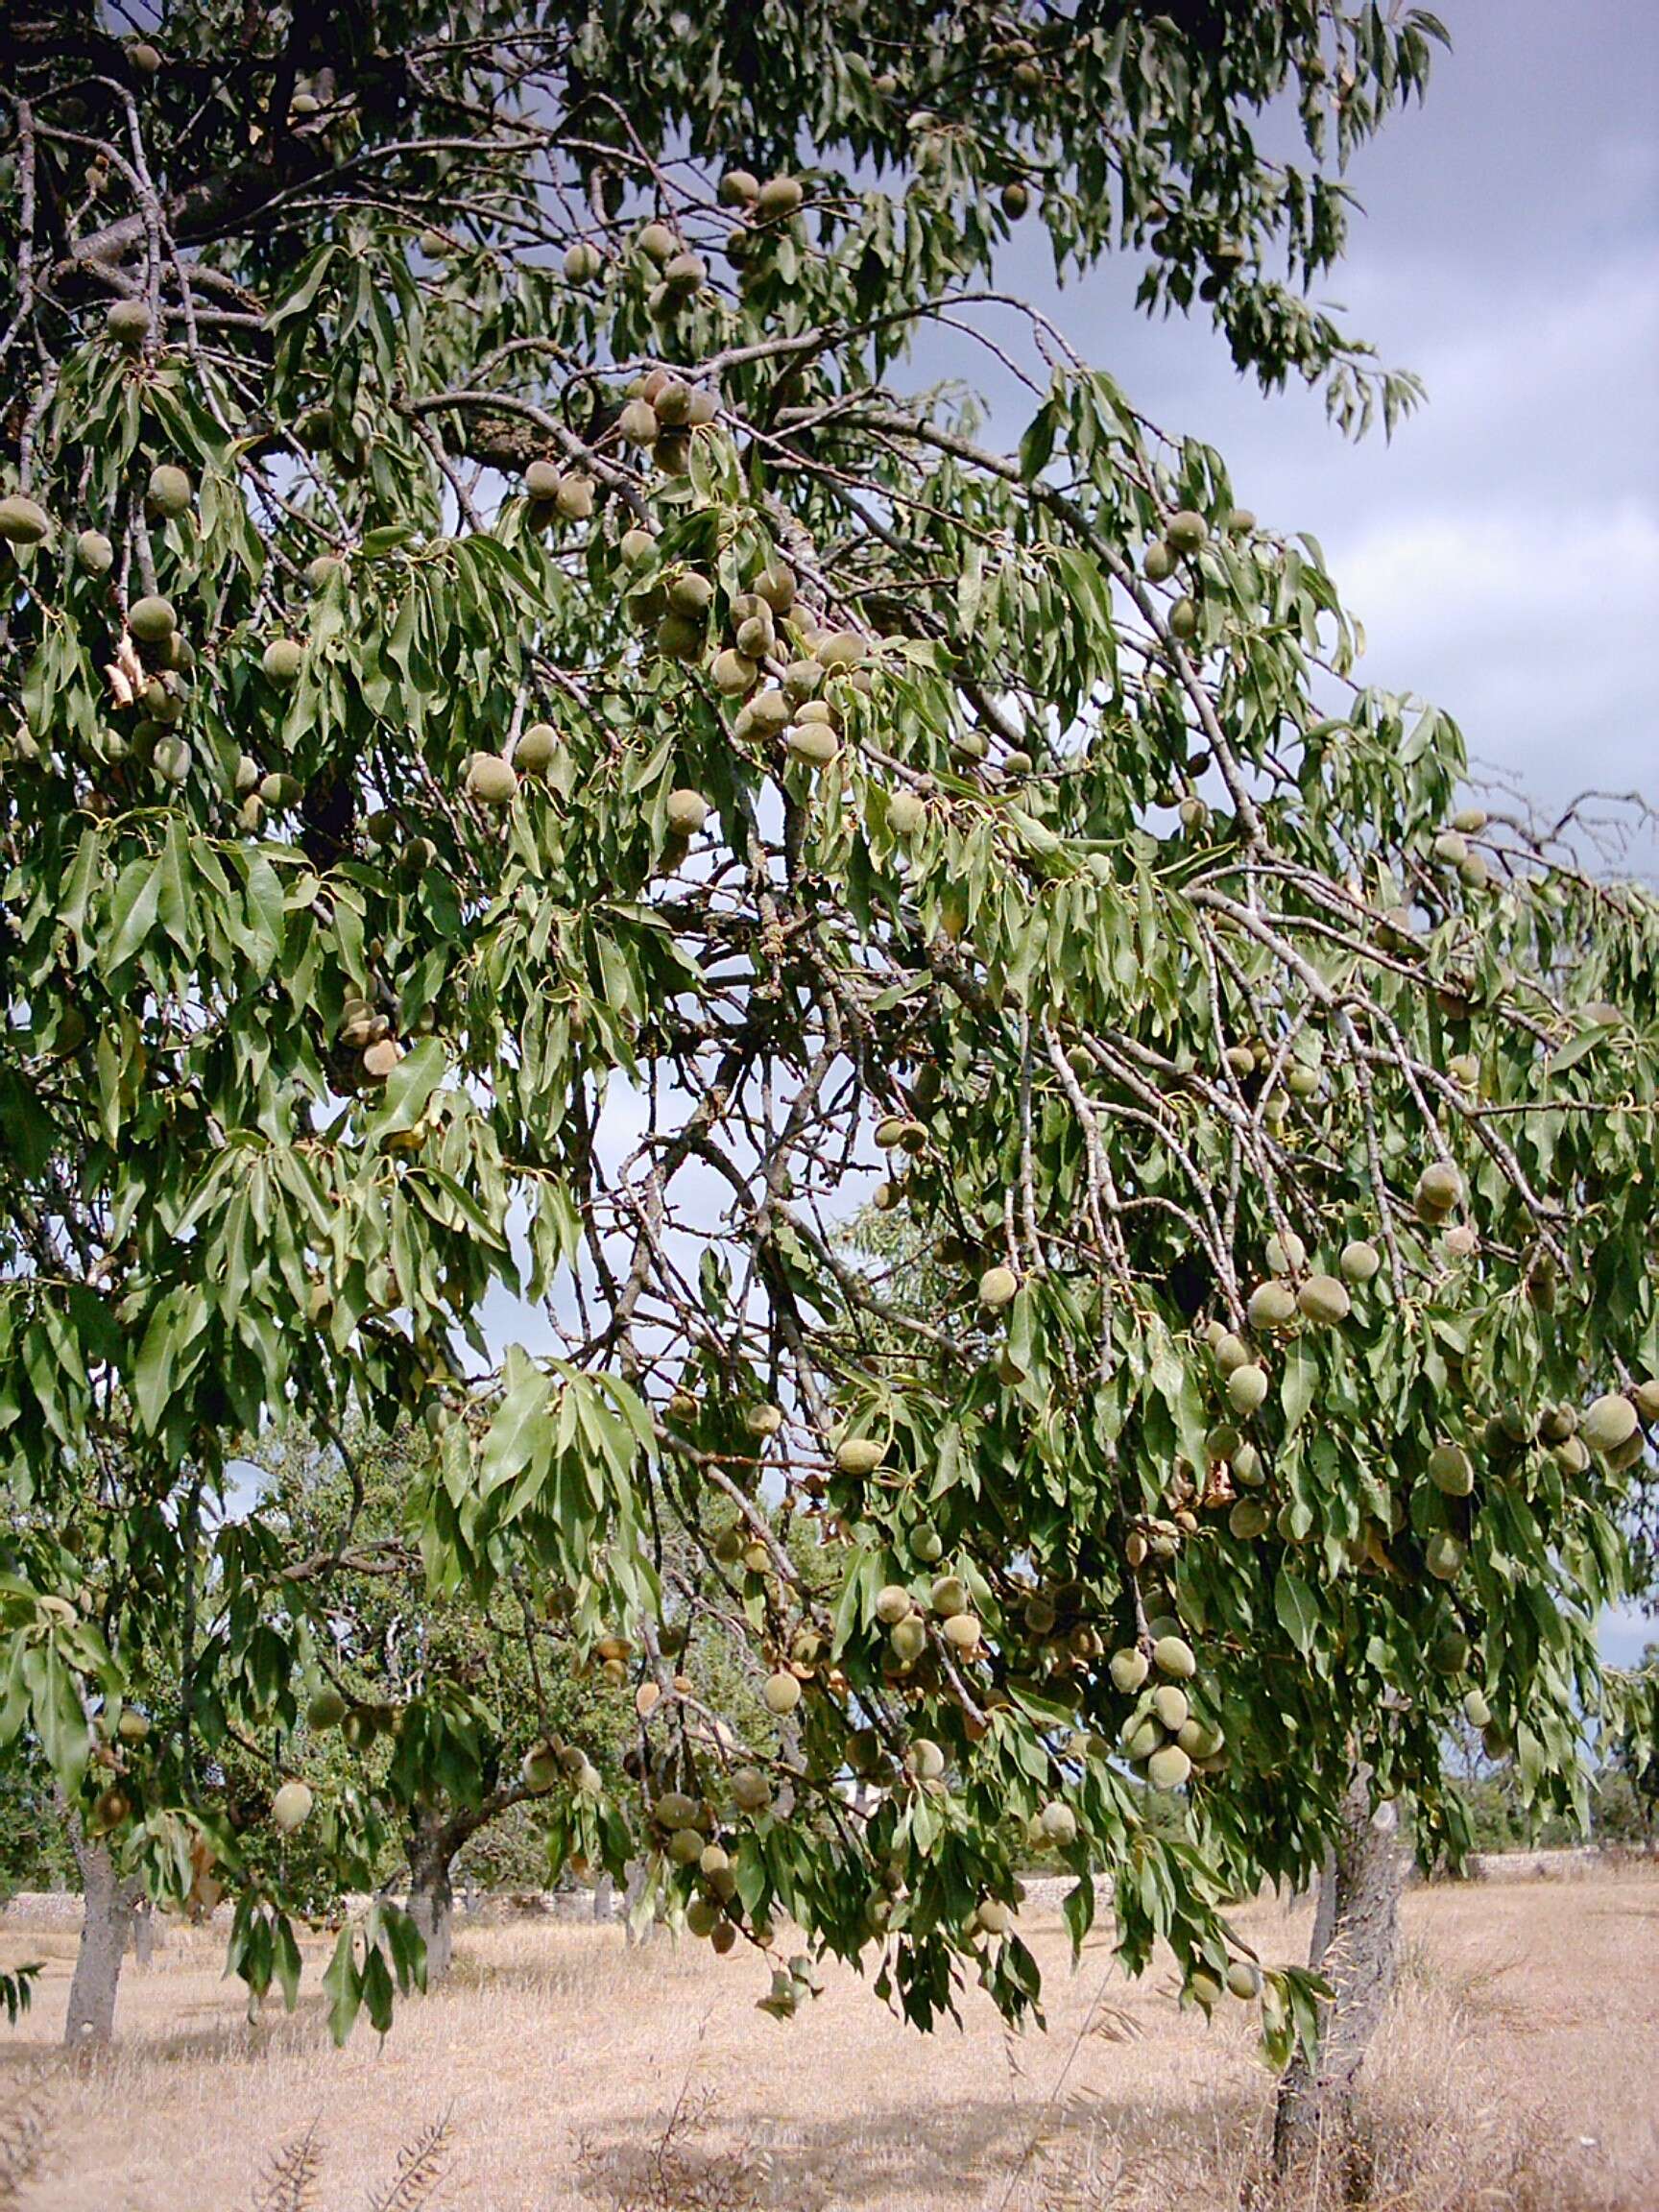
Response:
2,1866,1655,2211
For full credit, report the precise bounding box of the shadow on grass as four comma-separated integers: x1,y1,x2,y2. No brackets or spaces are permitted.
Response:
565,2078,1263,2210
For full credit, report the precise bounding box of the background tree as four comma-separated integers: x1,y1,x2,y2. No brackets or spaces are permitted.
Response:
0,1742,78,1897
2,5,1656,2173
256,1420,635,1977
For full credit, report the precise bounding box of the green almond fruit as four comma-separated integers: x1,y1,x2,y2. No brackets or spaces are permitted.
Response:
516,721,559,774
746,688,791,735
1143,540,1176,581
762,1671,802,1716
1428,1442,1474,1497
152,734,191,784
0,494,52,545
255,771,300,811
834,1436,885,1477
900,1743,945,1790
272,1779,313,1832
1178,1720,1224,1760
1246,1280,1297,1332
465,753,518,806
1431,1630,1470,1674
889,792,941,848
1415,1162,1462,1215
106,299,153,349
755,175,805,220
128,593,177,643
889,1615,926,1664
814,630,867,670
1266,1232,1306,1276
1226,1363,1268,1416
262,637,304,685
1582,1392,1637,1456
1151,1684,1189,1731
1039,1799,1077,1844
929,1575,968,1619
664,788,709,837
1166,509,1208,555
1424,1530,1466,1582
1339,1239,1381,1284
147,464,193,517
785,722,838,767
619,398,660,445
1120,1714,1163,1761
1147,1743,1192,1791
76,529,115,574
711,647,757,696
1296,1274,1351,1325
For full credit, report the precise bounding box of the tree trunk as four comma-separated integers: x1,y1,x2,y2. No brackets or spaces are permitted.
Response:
622,1857,650,1944
1309,1843,1339,1961
1273,1768,1406,2191
131,1896,159,1967
406,1826,456,1984
64,1836,142,2050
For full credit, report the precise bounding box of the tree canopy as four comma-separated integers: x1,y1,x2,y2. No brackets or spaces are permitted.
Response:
2,1,1656,2048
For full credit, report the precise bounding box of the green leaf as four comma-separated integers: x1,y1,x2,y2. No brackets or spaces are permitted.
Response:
323,1926,362,2047
1280,1341,1316,1435
102,854,162,973
479,1349,550,1498
366,1037,447,1141
1274,1566,1318,1657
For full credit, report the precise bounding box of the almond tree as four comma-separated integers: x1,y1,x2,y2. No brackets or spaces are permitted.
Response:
2,2,1656,2158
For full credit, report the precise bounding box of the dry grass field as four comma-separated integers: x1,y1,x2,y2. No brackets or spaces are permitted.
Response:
2,1867,1655,2212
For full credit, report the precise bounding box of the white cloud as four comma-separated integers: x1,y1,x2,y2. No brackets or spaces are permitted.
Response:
1336,501,1659,795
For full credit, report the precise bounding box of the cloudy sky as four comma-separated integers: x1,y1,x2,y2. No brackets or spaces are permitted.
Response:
974,0,1657,847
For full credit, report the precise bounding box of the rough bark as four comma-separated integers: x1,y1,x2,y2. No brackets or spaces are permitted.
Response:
63,1833,142,2049
1273,1768,1407,2192
405,1826,456,1985
131,1896,159,1967
1309,1842,1340,1962
622,1857,651,1944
